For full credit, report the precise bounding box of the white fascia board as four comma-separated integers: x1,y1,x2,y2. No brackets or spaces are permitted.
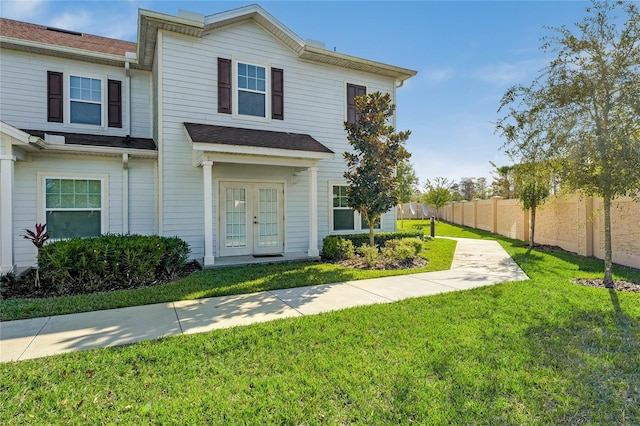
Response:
40,144,158,159
299,45,417,82
192,141,334,161
0,121,32,145
0,36,133,66
204,152,319,168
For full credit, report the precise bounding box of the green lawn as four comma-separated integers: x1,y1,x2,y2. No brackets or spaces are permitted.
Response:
1,221,639,424
1,237,455,321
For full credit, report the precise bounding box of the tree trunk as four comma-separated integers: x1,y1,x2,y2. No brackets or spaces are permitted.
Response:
369,224,375,247
603,193,614,287
529,208,536,249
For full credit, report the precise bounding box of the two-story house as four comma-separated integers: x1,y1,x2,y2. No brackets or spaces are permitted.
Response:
0,4,416,273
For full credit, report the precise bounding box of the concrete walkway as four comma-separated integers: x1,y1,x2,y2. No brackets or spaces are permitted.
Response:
0,238,528,362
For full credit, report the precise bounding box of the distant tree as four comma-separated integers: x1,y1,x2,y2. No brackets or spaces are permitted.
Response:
490,162,517,199
474,177,491,200
396,160,420,204
423,177,454,219
499,1,640,285
458,177,476,201
344,91,411,246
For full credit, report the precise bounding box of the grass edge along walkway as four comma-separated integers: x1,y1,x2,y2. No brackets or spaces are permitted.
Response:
1,236,455,321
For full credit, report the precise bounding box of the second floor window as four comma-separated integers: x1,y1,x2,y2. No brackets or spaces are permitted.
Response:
237,63,266,118
217,58,283,120
70,75,102,125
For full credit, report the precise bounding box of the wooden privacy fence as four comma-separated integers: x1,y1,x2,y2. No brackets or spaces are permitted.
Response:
438,195,640,269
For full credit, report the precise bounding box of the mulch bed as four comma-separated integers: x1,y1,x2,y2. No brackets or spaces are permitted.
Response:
336,257,427,270
1,262,201,300
574,278,640,293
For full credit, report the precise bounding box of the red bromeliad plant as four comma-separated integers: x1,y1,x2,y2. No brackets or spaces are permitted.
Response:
22,223,50,287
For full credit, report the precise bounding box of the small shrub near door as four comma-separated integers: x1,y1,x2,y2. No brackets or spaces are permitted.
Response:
38,234,190,295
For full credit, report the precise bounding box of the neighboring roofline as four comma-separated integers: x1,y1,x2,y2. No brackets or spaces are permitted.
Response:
0,36,135,67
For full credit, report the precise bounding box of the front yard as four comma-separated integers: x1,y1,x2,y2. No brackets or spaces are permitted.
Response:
1,221,639,424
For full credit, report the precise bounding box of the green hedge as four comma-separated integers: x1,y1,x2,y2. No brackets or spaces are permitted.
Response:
38,234,190,294
322,230,426,260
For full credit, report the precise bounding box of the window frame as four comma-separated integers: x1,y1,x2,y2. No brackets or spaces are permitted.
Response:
67,73,105,128
37,172,109,240
329,182,382,234
232,59,271,121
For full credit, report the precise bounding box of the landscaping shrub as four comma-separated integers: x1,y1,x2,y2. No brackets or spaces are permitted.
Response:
356,244,379,267
322,230,426,261
38,234,190,294
381,238,425,261
321,236,355,261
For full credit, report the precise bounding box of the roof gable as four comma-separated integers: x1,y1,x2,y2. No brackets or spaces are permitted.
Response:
137,4,416,82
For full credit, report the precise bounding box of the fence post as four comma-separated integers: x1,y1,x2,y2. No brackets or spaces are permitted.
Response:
491,196,502,234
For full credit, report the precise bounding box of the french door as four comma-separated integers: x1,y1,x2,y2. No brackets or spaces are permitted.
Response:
219,182,284,256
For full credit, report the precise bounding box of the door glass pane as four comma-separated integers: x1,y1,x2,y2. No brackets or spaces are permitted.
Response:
258,188,278,247
225,188,247,248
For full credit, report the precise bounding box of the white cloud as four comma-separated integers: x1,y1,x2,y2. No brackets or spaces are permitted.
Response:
1,0,47,20
422,67,455,84
474,59,546,86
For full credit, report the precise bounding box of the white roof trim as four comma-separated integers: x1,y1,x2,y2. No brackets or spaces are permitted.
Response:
203,4,305,53
191,141,334,161
0,121,39,145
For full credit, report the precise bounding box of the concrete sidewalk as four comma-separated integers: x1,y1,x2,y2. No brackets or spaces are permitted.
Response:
0,238,528,362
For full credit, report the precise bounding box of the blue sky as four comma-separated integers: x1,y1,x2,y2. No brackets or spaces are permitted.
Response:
1,0,592,186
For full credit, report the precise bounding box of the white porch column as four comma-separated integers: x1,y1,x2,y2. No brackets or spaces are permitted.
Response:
202,161,215,266
0,154,16,273
308,166,319,257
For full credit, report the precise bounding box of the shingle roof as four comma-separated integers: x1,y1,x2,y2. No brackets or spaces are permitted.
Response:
0,18,136,56
184,122,334,154
24,129,156,151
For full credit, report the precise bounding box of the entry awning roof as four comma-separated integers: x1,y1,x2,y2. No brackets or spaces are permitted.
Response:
184,122,334,166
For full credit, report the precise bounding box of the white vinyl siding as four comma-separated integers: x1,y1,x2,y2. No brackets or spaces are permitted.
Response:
158,21,397,257
0,50,152,138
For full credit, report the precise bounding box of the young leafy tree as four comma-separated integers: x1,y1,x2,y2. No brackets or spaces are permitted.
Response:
344,91,411,246
497,87,554,249
500,1,640,285
423,177,454,219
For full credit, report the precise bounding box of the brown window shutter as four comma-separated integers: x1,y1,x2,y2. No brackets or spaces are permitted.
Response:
271,68,284,120
47,71,63,123
218,58,232,114
346,83,366,124
108,79,122,128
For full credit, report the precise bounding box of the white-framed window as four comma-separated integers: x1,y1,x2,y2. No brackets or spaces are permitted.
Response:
236,61,267,118
330,184,382,233
332,185,354,231
69,75,103,126
40,174,108,239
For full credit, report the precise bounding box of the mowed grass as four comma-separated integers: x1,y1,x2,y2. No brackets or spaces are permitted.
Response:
1,221,639,424
1,237,455,321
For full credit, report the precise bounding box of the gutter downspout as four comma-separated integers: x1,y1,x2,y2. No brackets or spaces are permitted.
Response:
122,153,129,234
